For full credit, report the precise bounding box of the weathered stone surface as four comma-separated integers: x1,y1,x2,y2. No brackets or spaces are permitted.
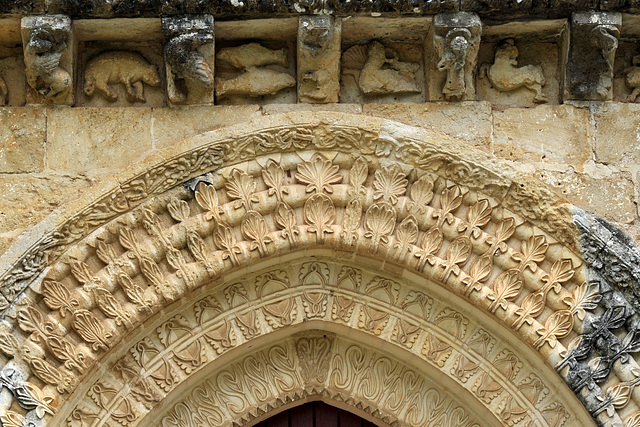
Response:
297,16,341,104
0,173,97,257
151,105,261,149
363,101,491,147
493,105,591,165
163,14,214,106
21,15,74,105
428,12,482,102
0,107,45,173
541,169,636,223
477,40,560,106
263,103,361,115
566,12,621,101
594,102,640,165
47,107,152,171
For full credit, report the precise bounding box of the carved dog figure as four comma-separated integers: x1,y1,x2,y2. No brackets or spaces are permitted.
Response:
480,39,546,102
24,27,71,100
622,55,640,102
84,51,161,103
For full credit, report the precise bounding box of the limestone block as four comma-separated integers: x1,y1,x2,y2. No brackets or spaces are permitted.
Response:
162,15,214,106
47,107,152,172
0,173,97,257
263,103,362,115
539,169,636,224
593,102,640,165
362,102,491,147
0,107,45,173
428,12,481,102
297,16,341,104
493,105,591,165
566,12,621,101
152,105,261,149
21,15,74,105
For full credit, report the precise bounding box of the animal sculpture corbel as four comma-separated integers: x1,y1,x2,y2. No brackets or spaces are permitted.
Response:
437,28,472,101
84,51,161,103
24,26,71,100
164,31,214,104
479,39,547,102
591,24,619,100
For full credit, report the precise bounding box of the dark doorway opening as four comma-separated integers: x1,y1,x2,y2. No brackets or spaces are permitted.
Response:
254,401,378,427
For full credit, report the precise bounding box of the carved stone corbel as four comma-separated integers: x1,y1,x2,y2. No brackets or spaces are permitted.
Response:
566,12,621,101
297,15,341,103
430,12,481,102
21,15,73,105
162,14,214,106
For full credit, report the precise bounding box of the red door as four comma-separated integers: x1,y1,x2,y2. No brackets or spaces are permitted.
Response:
254,401,377,427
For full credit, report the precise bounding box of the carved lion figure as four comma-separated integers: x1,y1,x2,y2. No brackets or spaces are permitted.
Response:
480,39,546,102
84,51,161,103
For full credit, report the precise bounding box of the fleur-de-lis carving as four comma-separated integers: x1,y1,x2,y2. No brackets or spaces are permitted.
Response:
461,256,492,297
372,163,407,205
512,258,574,330
274,201,299,247
226,168,259,211
41,279,79,317
512,234,548,274
186,229,217,274
458,198,492,238
564,281,601,321
393,215,419,261
195,182,223,222
341,198,362,247
414,228,443,272
214,222,242,266
304,193,335,243
433,185,463,228
407,175,434,215
167,197,190,222
439,236,472,282
18,305,88,373
533,310,574,349
348,156,368,199
296,153,343,194
262,159,289,202
483,216,516,258
241,211,272,257
487,270,522,313
364,202,396,252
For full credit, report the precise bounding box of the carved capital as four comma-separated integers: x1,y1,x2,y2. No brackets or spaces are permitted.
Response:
566,12,621,101
430,12,481,102
162,14,214,106
21,14,74,105
297,15,341,103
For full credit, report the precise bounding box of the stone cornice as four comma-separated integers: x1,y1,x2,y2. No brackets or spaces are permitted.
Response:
1,0,640,20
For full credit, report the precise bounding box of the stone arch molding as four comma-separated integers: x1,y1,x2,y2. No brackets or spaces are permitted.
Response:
0,112,638,427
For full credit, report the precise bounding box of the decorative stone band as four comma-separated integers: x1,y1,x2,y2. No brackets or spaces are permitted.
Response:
0,112,634,426
0,0,635,19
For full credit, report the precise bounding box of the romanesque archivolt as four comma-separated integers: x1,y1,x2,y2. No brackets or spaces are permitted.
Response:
0,137,595,425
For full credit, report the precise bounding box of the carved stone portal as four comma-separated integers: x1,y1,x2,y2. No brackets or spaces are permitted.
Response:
215,43,296,99
162,15,215,105
480,39,547,103
431,12,481,102
21,15,73,105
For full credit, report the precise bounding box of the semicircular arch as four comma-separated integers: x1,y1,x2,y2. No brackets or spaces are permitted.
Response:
0,112,634,427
